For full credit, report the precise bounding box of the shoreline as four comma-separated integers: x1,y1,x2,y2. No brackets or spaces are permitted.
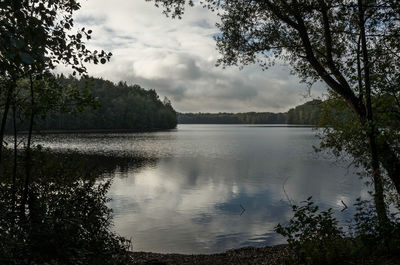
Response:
129,244,291,265
11,124,316,135
9,127,178,135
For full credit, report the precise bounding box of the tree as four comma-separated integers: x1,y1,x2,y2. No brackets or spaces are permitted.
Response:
0,3,136,263
287,100,322,124
15,76,178,131
0,0,112,163
149,0,400,224
0,0,116,239
0,149,132,264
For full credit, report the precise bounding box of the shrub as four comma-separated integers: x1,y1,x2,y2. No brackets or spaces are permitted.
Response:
275,197,347,264
348,199,400,263
275,197,400,264
0,148,132,265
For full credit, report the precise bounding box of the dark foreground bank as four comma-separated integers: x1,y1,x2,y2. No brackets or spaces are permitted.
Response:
129,245,291,265
128,237,400,265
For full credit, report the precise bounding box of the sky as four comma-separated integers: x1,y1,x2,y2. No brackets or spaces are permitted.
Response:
64,0,325,113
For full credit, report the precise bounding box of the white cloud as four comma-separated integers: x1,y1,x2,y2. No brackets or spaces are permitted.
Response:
65,0,325,112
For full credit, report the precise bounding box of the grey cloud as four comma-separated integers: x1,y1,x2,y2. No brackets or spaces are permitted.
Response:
117,35,137,41
86,26,137,50
212,79,259,100
102,26,115,34
191,19,214,29
169,54,202,80
72,0,325,113
115,72,188,102
75,14,107,26
96,52,314,113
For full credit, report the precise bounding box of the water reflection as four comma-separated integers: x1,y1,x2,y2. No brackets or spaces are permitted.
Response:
33,125,365,254
0,151,132,264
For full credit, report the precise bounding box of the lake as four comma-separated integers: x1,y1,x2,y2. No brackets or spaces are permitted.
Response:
32,124,365,254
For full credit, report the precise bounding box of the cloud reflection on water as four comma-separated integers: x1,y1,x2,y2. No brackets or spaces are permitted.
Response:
33,125,365,254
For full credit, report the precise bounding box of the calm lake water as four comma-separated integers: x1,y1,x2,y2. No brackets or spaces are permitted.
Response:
32,124,365,254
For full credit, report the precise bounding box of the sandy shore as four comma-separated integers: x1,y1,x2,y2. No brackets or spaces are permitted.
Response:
129,244,291,265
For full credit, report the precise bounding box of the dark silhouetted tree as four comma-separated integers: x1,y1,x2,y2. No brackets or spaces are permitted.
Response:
149,0,400,225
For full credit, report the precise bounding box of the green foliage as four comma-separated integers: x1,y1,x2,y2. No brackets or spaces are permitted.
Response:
276,198,400,265
0,0,112,163
0,0,111,80
178,100,321,125
178,111,287,124
0,1,145,264
349,199,400,259
148,0,400,206
317,93,400,206
275,198,346,265
9,75,177,131
10,73,98,122
286,100,322,125
0,148,132,265
317,96,367,160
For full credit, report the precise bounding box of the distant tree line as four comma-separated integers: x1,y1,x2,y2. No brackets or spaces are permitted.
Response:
9,75,178,132
178,112,287,124
286,100,322,125
178,100,322,125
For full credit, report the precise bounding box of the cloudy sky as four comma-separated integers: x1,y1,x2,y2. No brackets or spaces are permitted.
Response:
66,0,325,113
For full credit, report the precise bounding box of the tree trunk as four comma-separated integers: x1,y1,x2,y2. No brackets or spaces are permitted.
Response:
369,135,389,225
0,84,14,164
12,103,17,222
358,0,389,226
378,143,400,194
21,75,35,221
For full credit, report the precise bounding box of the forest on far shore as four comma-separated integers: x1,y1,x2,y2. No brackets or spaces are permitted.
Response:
8,75,178,132
10,75,322,132
178,100,322,125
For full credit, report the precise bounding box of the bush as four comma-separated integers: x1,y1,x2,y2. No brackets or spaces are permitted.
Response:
0,148,132,265
348,199,400,263
275,197,400,265
275,197,347,264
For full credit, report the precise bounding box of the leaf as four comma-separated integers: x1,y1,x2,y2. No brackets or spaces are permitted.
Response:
19,52,34,65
